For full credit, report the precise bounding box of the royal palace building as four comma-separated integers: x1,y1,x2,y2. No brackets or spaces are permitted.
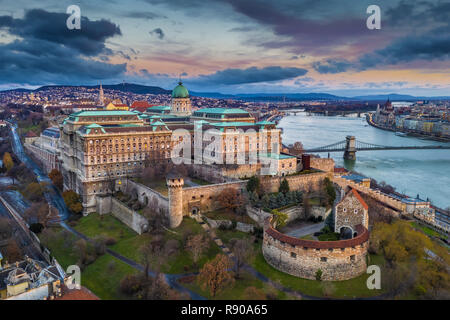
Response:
55,81,293,213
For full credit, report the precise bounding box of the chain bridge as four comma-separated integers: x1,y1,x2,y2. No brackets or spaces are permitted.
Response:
304,136,450,160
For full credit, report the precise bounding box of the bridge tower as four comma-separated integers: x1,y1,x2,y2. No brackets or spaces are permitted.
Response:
344,135,356,160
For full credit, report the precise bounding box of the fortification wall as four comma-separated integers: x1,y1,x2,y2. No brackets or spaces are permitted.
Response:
181,180,246,215
310,158,335,173
260,172,329,194
333,176,405,212
121,179,169,215
96,195,148,234
262,219,369,281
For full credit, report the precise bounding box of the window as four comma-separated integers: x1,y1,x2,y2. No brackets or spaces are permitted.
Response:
350,255,355,261
320,257,327,262
354,209,358,214
343,208,347,212
290,252,296,258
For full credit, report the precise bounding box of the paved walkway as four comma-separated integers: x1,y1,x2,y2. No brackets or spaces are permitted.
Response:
285,222,324,238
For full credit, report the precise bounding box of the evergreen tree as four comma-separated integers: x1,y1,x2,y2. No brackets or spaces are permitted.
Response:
279,178,290,194
261,194,270,209
246,176,260,194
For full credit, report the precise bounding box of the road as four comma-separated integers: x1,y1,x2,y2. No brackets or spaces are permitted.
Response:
7,121,69,221
285,221,325,238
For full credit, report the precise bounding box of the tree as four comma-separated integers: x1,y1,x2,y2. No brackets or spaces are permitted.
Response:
24,182,46,202
5,239,22,262
185,234,210,266
0,217,12,240
230,238,254,278
217,187,245,214
23,202,54,229
3,152,13,172
244,286,267,300
48,169,63,191
198,254,234,297
289,141,304,156
271,209,288,229
279,178,290,194
62,190,83,215
324,177,336,206
246,176,260,194
315,269,323,281
303,195,311,220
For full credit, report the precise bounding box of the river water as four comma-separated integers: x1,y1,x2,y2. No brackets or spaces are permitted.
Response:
279,112,450,208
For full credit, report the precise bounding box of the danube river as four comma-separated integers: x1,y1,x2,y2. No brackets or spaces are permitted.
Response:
279,111,450,208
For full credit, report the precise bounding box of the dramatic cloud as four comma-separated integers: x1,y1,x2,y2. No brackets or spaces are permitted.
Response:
313,59,352,74
123,11,166,20
0,9,122,56
191,66,308,85
359,27,450,69
0,9,126,85
150,28,165,39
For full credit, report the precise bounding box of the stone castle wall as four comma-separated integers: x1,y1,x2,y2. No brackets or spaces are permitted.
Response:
181,180,246,215
121,179,169,215
262,218,369,281
96,195,149,234
310,158,335,173
333,176,405,212
260,171,329,194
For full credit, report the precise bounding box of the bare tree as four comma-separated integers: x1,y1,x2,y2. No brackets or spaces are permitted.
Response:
185,234,209,266
230,238,254,278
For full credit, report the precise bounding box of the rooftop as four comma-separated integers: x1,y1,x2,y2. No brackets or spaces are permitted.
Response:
70,110,137,117
194,108,250,115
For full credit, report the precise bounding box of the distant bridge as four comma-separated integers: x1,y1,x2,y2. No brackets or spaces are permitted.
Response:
304,136,450,160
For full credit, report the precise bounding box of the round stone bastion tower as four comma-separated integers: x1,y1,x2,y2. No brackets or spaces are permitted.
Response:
167,175,184,228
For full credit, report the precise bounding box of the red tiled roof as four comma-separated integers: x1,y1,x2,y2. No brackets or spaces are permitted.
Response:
265,222,369,249
55,285,100,300
351,188,369,210
25,131,37,137
334,167,347,173
131,101,156,112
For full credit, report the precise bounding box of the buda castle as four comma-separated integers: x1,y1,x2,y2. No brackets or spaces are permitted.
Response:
55,81,296,213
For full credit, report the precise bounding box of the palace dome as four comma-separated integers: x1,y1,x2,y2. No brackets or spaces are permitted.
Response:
172,81,189,98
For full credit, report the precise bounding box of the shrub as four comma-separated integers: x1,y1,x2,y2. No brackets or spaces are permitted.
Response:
315,269,323,281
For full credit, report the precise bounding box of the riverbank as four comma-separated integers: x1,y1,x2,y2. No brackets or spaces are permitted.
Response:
366,113,450,143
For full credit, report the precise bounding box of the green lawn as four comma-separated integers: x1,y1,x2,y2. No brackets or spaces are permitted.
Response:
251,249,387,298
182,271,288,300
410,222,445,239
110,217,221,274
203,209,257,225
72,212,136,241
215,229,252,245
40,226,138,299
189,178,212,186
81,254,138,300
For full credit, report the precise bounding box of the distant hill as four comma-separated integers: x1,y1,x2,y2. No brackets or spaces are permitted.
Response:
191,92,351,101
351,93,450,101
2,83,449,101
34,83,171,95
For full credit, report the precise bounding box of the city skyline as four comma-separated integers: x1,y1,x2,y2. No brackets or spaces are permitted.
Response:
0,0,449,96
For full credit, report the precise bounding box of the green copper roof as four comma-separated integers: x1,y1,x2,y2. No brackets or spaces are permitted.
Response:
211,122,254,127
147,105,171,111
172,81,189,98
85,123,106,134
194,108,249,115
256,121,275,125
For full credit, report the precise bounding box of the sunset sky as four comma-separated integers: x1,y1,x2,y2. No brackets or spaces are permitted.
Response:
0,0,449,96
